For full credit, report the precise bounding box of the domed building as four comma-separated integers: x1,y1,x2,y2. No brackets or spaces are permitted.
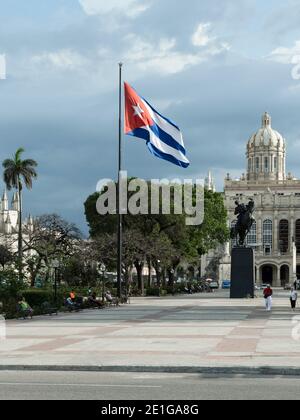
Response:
223,112,300,286
247,112,286,183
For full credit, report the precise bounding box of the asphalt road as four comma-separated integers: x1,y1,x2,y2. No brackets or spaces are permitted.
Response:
1,371,300,400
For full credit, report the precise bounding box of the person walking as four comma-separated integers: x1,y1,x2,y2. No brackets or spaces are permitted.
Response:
263,285,273,312
290,287,298,311
294,279,298,291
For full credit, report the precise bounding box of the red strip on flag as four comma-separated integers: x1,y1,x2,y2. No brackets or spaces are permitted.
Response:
124,82,154,134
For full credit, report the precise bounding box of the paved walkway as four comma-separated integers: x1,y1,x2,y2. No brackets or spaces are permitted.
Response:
1,290,300,370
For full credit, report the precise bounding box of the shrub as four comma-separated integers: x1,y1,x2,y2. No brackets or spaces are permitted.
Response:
21,289,64,308
146,287,168,297
146,287,159,296
165,284,187,295
0,269,25,301
1,298,18,319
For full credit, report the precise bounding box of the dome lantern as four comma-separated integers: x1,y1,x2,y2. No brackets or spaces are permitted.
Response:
262,112,271,128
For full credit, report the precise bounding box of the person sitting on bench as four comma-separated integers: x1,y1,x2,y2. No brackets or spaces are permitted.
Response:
17,297,33,319
88,292,103,308
105,291,120,307
64,296,80,311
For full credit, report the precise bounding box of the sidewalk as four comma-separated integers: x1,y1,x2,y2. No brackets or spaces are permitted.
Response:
1,291,300,374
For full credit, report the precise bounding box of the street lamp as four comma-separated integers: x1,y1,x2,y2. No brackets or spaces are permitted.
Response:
52,259,60,306
99,263,106,303
170,268,175,296
157,260,161,297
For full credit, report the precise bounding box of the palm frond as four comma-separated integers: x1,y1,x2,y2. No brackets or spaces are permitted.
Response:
2,148,38,191
21,159,38,168
2,159,15,169
15,148,25,163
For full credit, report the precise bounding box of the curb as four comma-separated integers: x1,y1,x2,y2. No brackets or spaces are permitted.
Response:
1,365,300,376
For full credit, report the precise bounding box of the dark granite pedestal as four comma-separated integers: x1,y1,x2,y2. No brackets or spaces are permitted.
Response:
230,247,255,299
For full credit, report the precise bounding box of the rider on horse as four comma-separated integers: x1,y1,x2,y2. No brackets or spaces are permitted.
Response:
231,199,255,246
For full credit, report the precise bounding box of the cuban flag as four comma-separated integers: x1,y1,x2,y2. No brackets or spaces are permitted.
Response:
124,82,190,168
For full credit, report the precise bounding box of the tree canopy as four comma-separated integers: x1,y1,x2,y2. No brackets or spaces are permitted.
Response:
84,183,229,287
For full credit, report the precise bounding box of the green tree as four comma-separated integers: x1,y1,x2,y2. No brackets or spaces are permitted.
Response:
191,190,229,256
0,244,14,270
23,214,82,285
84,184,229,289
3,148,38,280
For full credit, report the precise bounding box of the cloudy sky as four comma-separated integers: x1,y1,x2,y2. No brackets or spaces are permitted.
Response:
1,0,300,233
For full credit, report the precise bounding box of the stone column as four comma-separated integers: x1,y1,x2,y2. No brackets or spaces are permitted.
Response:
257,213,262,255
276,266,281,287
274,212,278,253
290,209,295,252
256,266,259,284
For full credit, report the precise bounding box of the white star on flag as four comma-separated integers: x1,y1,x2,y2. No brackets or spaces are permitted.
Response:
132,103,144,119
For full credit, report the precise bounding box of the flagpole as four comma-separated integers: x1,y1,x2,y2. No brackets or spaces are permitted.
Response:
117,62,123,299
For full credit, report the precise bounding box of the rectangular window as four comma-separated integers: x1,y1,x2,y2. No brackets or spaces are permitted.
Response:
256,158,260,173
265,157,269,172
274,157,278,170
263,220,273,255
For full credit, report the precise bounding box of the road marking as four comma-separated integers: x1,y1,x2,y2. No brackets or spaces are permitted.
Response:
0,382,161,389
133,375,184,380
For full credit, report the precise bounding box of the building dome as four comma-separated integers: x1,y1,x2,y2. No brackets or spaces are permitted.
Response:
247,113,286,182
248,112,285,149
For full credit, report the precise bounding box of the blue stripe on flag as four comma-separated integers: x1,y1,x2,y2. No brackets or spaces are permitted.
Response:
127,128,189,168
126,128,150,142
147,142,190,169
149,123,186,156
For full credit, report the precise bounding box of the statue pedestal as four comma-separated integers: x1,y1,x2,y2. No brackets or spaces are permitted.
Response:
230,247,255,299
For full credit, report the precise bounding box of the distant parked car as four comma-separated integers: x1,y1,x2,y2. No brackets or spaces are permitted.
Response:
222,280,231,289
284,283,292,291
260,284,269,290
209,281,219,290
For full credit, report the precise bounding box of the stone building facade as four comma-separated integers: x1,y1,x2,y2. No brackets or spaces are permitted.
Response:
224,112,300,286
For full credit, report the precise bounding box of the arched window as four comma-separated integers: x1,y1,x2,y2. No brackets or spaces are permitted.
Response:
279,220,289,254
280,265,290,287
263,220,273,255
247,221,257,247
296,220,300,254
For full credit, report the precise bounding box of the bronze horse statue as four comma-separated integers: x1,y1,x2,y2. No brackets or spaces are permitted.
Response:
230,199,255,247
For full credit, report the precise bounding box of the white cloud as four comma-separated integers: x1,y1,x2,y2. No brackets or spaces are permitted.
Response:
32,49,87,70
0,54,6,80
79,0,149,18
268,41,300,64
192,23,214,47
124,33,229,75
124,36,199,74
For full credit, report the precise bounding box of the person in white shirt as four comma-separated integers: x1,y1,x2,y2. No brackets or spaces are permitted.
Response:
290,288,298,311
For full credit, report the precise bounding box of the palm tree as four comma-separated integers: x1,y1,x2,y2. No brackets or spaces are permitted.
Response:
3,148,38,280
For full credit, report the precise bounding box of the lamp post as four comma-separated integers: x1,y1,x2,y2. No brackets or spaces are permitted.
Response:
52,259,60,306
99,263,106,303
157,260,161,297
170,268,175,296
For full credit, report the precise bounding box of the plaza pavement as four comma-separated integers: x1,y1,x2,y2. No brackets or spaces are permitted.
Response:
1,290,300,373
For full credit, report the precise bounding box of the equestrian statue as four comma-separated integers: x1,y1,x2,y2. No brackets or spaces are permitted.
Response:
230,199,255,247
